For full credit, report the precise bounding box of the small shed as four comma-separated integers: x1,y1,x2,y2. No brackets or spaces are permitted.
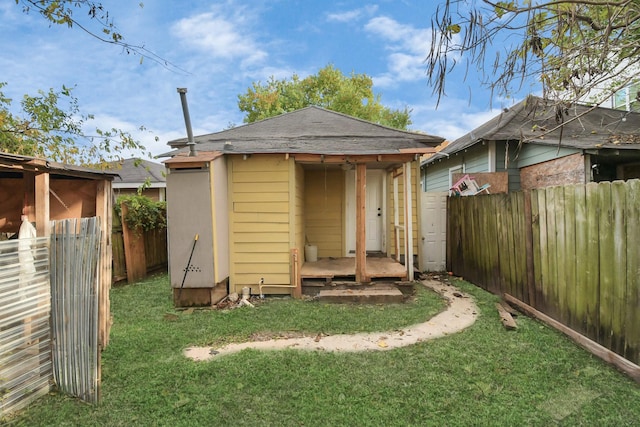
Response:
163,107,444,306
0,151,116,412
0,151,115,343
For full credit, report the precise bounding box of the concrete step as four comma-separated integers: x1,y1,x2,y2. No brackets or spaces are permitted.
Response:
317,287,404,304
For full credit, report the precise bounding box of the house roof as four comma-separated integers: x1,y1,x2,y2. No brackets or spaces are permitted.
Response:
108,158,166,187
425,95,640,164
163,106,444,157
0,151,118,180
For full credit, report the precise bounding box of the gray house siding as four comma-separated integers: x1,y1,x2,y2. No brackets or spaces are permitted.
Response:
517,144,579,168
423,145,490,192
463,145,490,173
423,160,454,192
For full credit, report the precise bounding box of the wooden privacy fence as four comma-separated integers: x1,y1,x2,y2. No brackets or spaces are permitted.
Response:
112,209,167,284
448,179,640,365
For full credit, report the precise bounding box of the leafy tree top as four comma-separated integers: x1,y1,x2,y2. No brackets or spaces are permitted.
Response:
426,1,640,107
237,65,412,130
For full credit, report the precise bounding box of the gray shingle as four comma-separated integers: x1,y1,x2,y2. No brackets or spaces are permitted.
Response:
427,95,640,164
164,106,444,157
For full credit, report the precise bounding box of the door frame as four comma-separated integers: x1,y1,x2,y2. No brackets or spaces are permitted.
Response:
344,168,386,256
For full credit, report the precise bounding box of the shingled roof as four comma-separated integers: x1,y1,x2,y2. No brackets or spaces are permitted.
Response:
164,106,444,157
425,95,640,164
108,158,166,186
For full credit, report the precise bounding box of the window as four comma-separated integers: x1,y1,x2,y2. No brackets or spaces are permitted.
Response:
612,81,640,112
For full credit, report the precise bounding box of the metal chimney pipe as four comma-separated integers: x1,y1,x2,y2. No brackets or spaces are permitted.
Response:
177,88,197,157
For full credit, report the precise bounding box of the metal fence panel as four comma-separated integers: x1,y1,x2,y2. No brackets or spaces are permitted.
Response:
0,237,52,418
50,218,100,404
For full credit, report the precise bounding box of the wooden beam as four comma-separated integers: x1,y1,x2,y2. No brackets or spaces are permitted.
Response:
504,293,640,383
292,153,420,164
95,180,112,349
403,162,414,280
34,172,50,237
291,248,301,299
355,163,368,283
495,302,518,330
393,175,400,262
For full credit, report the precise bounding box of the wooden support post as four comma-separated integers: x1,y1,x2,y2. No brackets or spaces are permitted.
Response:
355,163,368,283
403,162,414,280
504,293,640,383
34,173,50,237
291,248,302,299
393,173,400,262
96,181,112,349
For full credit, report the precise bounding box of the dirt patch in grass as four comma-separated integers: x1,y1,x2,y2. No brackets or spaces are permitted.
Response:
184,279,478,361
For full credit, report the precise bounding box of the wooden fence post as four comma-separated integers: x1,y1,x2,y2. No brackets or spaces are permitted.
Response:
120,203,147,283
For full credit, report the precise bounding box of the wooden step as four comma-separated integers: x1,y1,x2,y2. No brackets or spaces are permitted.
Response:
317,287,404,304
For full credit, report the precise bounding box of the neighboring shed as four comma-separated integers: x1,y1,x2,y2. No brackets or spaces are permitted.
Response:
422,95,640,193
163,106,444,306
0,151,115,343
108,158,166,201
0,152,116,411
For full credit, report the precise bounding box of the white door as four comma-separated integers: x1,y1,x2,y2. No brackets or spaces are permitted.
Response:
345,169,385,255
420,192,447,271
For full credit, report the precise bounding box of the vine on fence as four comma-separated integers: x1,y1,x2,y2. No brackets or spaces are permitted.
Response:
115,195,166,232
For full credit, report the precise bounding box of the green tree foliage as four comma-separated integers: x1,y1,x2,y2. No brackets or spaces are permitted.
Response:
116,194,166,233
0,82,151,166
427,1,640,106
238,65,412,129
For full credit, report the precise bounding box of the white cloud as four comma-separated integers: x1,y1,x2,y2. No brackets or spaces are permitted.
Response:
364,16,432,87
326,5,378,23
171,5,267,68
413,107,500,141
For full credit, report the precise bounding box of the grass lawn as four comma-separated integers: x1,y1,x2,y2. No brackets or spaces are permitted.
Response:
6,274,640,426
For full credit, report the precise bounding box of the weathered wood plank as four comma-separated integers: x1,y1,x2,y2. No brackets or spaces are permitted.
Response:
625,179,640,364
531,189,544,309
488,195,502,293
546,187,559,320
584,182,601,339
496,302,518,330
611,181,627,356
598,182,614,348
523,190,536,307
554,185,568,325
574,184,588,335
513,191,527,302
120,204,146,284
563,185,577,328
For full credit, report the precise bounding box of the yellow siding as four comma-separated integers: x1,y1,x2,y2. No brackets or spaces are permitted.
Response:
294,163,305,254
304,169,344,258
386,161,420,258
229,154,292,293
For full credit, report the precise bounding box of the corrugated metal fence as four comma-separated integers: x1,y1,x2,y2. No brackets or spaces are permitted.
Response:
0,217,101,419
50,218,101,404
447,179,640,365
0,237,52,416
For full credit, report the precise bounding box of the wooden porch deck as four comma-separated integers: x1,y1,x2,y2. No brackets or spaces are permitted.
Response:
300,256,407,281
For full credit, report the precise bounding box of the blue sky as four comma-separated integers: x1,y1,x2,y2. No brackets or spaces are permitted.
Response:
1,1,539,158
